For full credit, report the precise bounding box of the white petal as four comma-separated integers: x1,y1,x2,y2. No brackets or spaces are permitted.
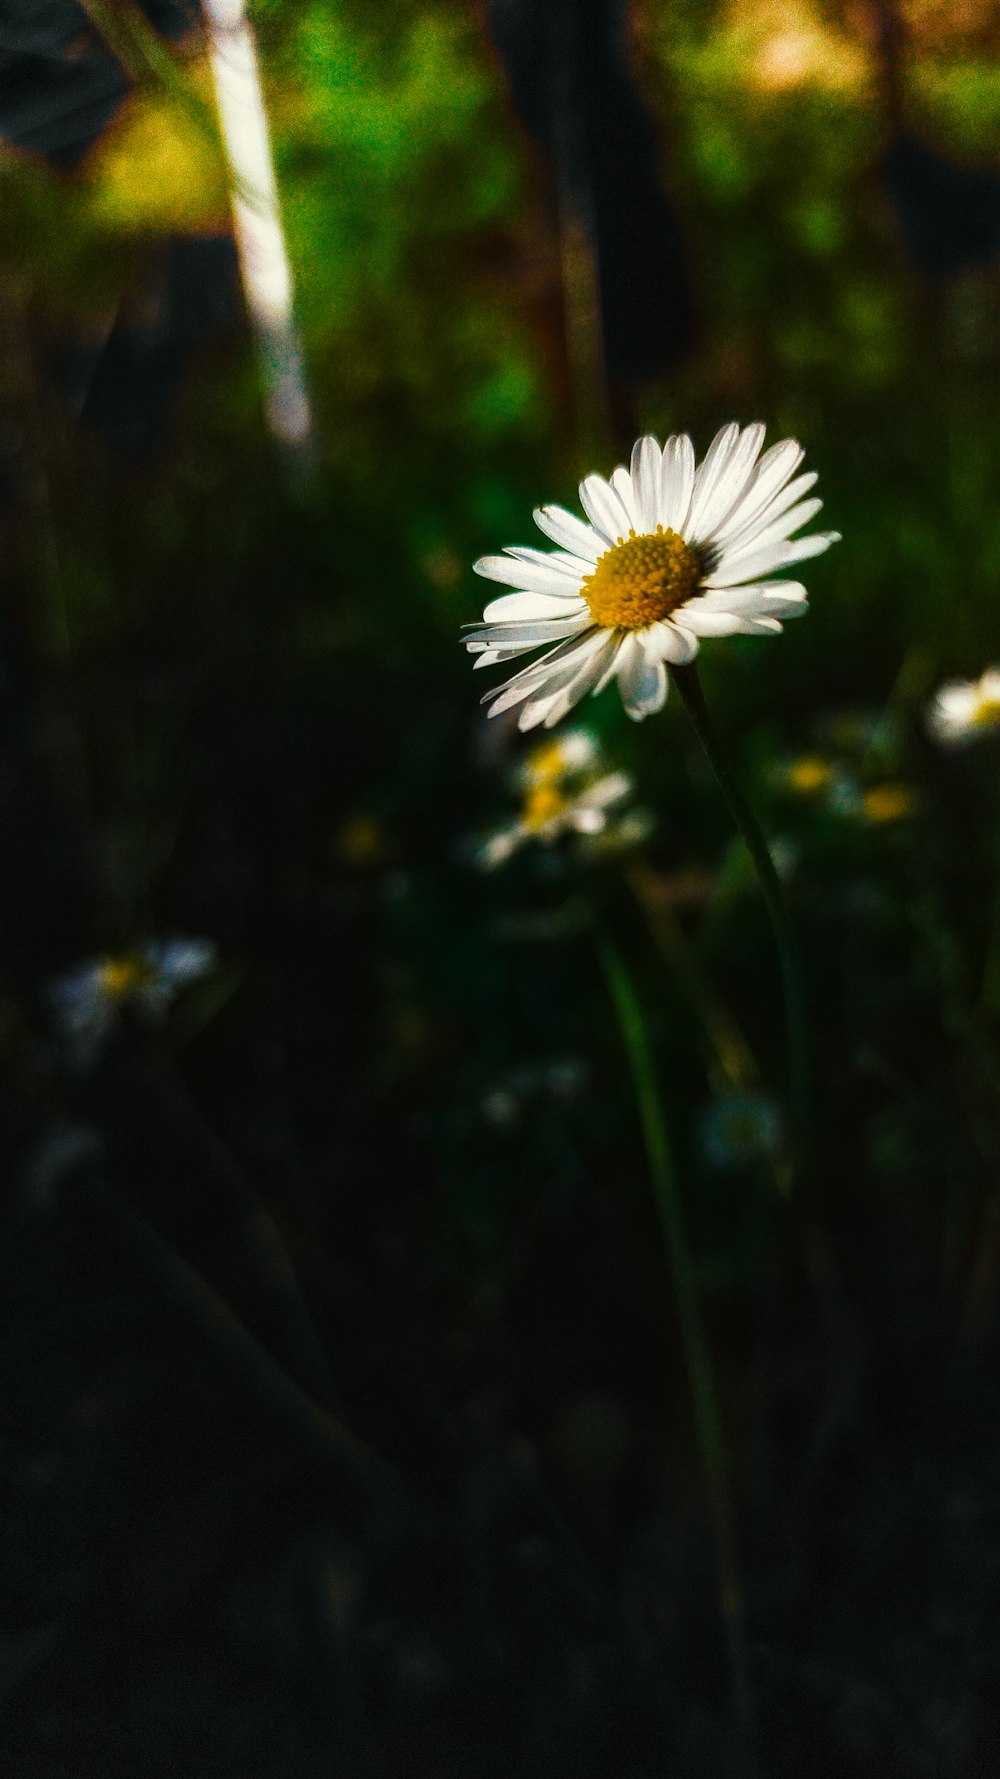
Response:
735,615,784,634
630,435,662,533
677,607,749,637
567,631,622,710
518,633,616,731
936,684,975,715
714,470,817,552
707,530,840,588
517,637,620,733
690,422,766,542
669,623,700,660
718,498,824,572
746,473,818,540
480,590,586,622
591,635,628,697
682,610,785,637
472,630,594,666
472,646,537,668
754,592,808,617
684,423,741,542
482,633,592,705
658,434,695,532
533,504,603,561
695,580,808,614
570,807,608,834
474,554,581,594
615,634,668,721
611,465,639,528
581,770,633,809
487,631,605,719
709,439,805,550
696,594,807,621
468,617,591,649
503,545,591,581
579,473,632,546
641,619,699,664
149,939,215,983
479,829,520,869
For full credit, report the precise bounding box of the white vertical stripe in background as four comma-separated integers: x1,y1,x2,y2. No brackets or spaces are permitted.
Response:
203,0,312,448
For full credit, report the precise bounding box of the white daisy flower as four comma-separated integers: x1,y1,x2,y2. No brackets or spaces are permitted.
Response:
927,668,1000,748
49,937,216,1066
575,805,655,861
465,423,839,729
517,726,598,785
477,768,634,869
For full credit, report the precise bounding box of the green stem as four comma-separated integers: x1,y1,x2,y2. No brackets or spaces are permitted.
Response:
150,1058,339,1407
89,1167,400,1507
672,662,811,1186
624,859,762,1094
979,833,1000,1018
595,926,752,1743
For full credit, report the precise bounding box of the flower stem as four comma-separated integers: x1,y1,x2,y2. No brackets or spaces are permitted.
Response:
87,1163,401,1508
979,830,1000,1018
595,925,752,1746
151,1057,339,1406
672,662,811,1186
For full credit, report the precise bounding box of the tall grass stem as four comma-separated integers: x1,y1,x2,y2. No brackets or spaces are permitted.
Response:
595,925,752,1749
672,663,811,1187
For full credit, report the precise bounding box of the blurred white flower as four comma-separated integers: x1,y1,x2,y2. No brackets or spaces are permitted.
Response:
700,1094,784,1169
49,938,216,1066
574,806,655,862
927,668,1000,748
465,423,838,729
479,1055,589,1128
517,727,597,785
477,770,634,869
481,1088,520,1130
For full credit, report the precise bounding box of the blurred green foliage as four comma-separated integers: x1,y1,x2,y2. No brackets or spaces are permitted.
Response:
3,0,1000,1312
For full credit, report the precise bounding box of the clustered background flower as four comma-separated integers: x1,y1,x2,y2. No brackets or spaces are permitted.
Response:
927,668,1000,748
49,939,217,1067
472,726,649,867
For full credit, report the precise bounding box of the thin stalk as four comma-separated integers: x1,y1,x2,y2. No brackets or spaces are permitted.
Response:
595,926,752,1745
912,894,1000,1340
89,1169,400,1507
625,857,789,1195
672,663,811,1186
624,859,762,1094
149,1058,339,1406
979,829,1000,1018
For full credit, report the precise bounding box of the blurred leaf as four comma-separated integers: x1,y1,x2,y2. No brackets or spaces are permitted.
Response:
84,66,227,235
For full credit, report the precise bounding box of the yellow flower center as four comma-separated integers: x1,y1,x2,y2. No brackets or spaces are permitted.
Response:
786,756,835,795
525,738,569,784
523,783,567,832
973,696,1000,730
99,955,151,1000
338,813,384,864
582,527,702,631
861,783,915,825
